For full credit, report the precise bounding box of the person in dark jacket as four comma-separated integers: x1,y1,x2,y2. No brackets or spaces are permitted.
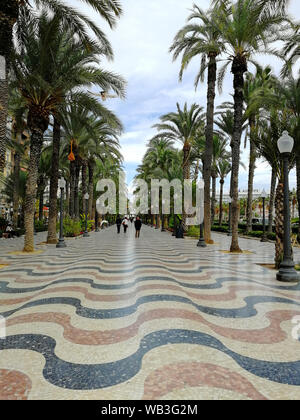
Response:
116,215,122,234
134,216,142,238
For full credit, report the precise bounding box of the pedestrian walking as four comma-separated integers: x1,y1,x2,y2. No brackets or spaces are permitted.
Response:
122,217,129,234
134,216,142,238
116,215,122,234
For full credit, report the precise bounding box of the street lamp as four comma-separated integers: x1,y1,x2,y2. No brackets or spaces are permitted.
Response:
161,199,166,232
197,222,207,248
56,177,66,248
83,192,90,237
277,131,299,282
227,197,232,237
261,189,267,242
95,210,99,232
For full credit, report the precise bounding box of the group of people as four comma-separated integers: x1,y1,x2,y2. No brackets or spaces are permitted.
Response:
116,215,142,238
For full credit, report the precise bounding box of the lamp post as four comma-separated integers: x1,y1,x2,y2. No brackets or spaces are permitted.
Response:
95,210,99,232
276,131,299,283
197,222,207,248
56,177,66,248
83,193,90,237
261,189,267,242
227,197,232,237
161,199,166,232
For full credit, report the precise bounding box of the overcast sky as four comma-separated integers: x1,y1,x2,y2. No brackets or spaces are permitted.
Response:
71,0,299,193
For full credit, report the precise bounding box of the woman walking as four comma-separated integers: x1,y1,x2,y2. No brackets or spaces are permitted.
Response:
122,217,129,234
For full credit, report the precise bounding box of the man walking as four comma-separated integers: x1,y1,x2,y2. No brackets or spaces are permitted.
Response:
116,215,122,234
134,216,142,238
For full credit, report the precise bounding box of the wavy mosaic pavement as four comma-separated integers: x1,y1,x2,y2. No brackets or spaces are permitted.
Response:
0,225,300,400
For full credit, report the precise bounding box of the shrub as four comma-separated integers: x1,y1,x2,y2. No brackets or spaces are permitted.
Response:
186,226,200,237
34,220,48,232
80,214,94,232
58,217,81,237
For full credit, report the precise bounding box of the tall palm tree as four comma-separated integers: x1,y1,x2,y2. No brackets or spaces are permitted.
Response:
279,75,300,240
7,87,28,229
213,0,286,252
61,105,123,221
253,112,295,267
153,103,204,230
0,0,123,173
170,4,225,243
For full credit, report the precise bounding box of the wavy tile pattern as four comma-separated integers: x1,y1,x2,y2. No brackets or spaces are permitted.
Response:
0,226,300,400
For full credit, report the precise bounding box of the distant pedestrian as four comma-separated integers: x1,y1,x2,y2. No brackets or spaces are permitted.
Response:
122,217,129,234
134,216,142,238
116,215,122,234
5,223,16,238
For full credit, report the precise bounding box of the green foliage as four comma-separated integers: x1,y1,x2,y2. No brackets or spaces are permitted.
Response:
80,214,94,232
34,220,48,232
186,226,200,237
58,217,81,237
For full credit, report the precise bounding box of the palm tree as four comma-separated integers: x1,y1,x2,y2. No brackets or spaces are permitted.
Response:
279,75,300,241
7,87,28,229
281,23,300,77
61,105,123,221
170,4,225,243
153,103,204,230
213,0,286,252
0,0,123,173
253,112,295,268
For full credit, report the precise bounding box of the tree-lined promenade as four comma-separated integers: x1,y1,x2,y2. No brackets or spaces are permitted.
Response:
136,0,299,271
0,0,299,275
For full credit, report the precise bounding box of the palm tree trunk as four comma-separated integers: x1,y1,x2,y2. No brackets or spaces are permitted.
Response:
230,57,247,253
74,160,80,220
0,1,18,172
69,161,75,218
203,54,217,244
82,160,87,215
47,118,61,244
38,175,44,221
12,150,20,229
88,161,94,219
268,167,276,234
275,181,284,269
246,117,256,234
23,129,44,252
219,179,224,226
211,172,217,227
65,179,69,217
0,68,8,173
296,155,300,242
182,143,191,232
